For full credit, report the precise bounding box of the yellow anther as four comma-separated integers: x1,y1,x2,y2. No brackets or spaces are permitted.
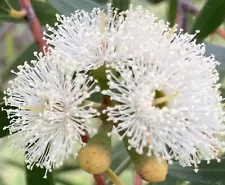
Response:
167,24,178,39
153,91,179,106
100,12,106,33
23,106,44,112
9,9,26,18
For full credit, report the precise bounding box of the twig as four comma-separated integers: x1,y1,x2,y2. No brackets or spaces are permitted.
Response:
93,174,107,185
81,129,90,143
181,0,198,16
134,173,142,185
18,0,47,53
176,0,188,31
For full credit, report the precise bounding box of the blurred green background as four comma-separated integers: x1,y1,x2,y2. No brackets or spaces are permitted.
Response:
0,0,225,185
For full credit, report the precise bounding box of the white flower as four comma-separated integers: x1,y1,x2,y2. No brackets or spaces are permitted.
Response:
44,6,171,73
102,47,225,170
3,53,100,177
44,6,126,72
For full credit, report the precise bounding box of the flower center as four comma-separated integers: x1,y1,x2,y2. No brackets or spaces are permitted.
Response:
153,90,167,109
152,90,179,109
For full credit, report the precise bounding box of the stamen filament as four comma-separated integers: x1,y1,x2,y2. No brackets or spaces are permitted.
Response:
100,12,106,33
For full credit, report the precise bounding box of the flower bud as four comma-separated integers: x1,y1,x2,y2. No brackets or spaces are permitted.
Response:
137,156,168,182
122,135,168,182
78,144,111,174
78,123,112,174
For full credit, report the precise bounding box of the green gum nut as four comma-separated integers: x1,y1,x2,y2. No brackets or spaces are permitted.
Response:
78,123,113,175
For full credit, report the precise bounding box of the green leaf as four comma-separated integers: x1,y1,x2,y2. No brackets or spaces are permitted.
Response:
0,0,57,25
190,0,225,40
167,0,177,25
204,42,225,71
47,0,106,15
106,141,131,185
26,166,55,185
153,175,179,185
1,42,37,84
0,15,23,23
4,159,24,169
111,0,130,12
0,177,6,185
189,183,211,185
55,163,80,173
93,0,109,4
146,0,164,4
55,178,81,185
168,158,225,184
110,141,130,172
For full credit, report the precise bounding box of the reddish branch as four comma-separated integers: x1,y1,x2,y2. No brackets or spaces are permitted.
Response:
18,0,48,53
175,0,187,31
93,174,107,185
176,0,225,39
134,174,142,185
81,130,91,143
181,0,198,16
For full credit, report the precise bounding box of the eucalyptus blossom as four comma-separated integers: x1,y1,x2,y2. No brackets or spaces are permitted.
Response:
102,43,225,171
3,53,100,177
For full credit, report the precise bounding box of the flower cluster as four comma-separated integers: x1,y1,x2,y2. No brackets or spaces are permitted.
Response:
3,5,225,175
